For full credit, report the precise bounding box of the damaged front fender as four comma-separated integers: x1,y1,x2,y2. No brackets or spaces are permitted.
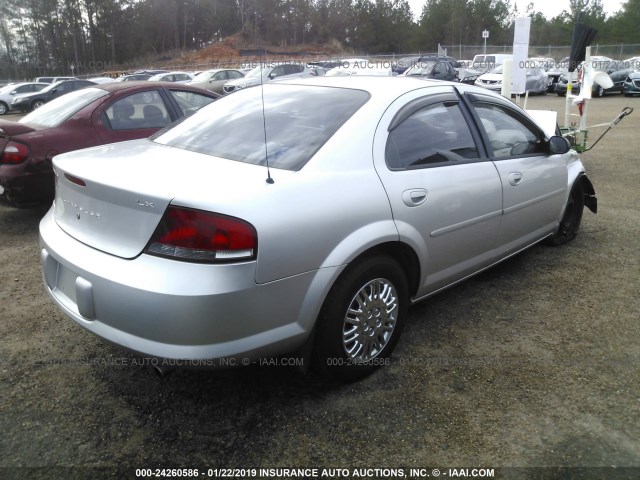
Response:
579,174,597,214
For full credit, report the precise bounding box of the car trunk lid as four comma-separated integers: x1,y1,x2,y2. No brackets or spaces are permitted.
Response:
52,139,276,259
0,121,36,155
0,121,36,137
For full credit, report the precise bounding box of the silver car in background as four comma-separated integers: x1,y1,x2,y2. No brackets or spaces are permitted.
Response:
0,82,48,115
40,77,596,381
187,68,245,95
222,63,312,93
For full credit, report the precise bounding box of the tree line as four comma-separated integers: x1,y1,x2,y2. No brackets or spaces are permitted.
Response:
1,0,639,79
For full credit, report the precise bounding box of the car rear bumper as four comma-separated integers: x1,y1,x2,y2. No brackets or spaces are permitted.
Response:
39,207,336,363
0,165,54,205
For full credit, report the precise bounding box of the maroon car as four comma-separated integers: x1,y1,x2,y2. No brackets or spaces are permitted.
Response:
0,82,218,205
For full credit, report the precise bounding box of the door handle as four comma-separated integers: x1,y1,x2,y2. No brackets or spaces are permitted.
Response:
508,172,523,186
402,188,428,207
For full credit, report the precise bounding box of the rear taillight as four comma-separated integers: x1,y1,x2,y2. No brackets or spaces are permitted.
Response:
1,141,30,164
146,206,257,263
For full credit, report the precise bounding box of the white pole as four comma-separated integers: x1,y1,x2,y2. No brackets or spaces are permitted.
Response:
501,58,512,98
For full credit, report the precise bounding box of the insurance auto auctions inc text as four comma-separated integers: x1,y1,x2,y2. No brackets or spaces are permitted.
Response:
195,467,495,478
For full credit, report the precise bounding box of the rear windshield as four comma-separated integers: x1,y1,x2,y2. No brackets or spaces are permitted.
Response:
20,87,108,128
153,84,370,170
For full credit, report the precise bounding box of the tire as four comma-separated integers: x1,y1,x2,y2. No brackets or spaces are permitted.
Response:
0,102,8,115
546,180,585,246
312,255,408,382
594,86,605,98
31,100,46,110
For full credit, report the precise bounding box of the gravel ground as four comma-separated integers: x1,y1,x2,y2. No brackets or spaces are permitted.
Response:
1,94,639,480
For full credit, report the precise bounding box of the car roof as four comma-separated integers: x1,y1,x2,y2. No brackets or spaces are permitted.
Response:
93,81,214,94
1,81,43,89
206,68,240,72
276,75,497,103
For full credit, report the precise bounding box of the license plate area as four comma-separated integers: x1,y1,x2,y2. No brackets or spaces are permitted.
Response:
42,248,94,319
55,263,78,306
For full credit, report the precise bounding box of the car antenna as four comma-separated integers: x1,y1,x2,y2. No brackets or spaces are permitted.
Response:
257,26,274,184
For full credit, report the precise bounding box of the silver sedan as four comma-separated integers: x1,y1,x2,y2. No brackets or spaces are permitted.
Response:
39,77,597,381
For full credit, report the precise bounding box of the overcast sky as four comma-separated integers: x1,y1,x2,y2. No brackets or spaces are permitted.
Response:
406,0,626,21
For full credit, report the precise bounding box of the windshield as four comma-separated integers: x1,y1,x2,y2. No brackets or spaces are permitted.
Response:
153,84,370,171
0,84,17,93
325,68,353,77
245,66,270,78
19,87,108,128
39,81,64,93
407,62,437,75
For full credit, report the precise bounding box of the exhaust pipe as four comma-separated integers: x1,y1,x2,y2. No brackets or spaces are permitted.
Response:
152,365,173,379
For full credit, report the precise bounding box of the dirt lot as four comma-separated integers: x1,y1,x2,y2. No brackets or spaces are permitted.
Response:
1,93,639,479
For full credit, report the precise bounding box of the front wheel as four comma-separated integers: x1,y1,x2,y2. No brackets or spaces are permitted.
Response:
31,100,46,110
0,102,8,115
594,85,605,97
312,255,408,382
546,181,585,246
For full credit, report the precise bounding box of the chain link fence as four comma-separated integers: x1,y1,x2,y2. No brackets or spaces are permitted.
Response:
438,44,640,61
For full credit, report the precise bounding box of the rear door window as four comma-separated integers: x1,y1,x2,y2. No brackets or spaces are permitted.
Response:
104,91,170,130
386,99,480,169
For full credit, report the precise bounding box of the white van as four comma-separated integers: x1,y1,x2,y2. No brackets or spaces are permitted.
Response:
471,54,512,71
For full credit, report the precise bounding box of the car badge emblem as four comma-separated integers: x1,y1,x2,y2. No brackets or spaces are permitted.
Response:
62,199,103,220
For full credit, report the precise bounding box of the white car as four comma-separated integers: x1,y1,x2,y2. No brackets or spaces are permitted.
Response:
327,59,393,77
326,67,393,77
475,65,548,94
86,77,115,84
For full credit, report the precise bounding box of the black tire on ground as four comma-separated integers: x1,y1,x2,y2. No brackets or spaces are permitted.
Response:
31,100,45,110
546,180,585,246
0,102,8,115
312,255,408,382
594,86,605,97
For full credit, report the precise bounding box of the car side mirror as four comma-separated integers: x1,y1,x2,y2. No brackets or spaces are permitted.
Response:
548,135,570,154
10,91,16,95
